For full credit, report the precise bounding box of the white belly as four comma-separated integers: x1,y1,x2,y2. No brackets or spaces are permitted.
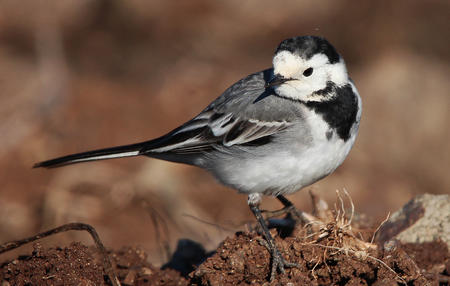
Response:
212,109,359,196
222,138,354,196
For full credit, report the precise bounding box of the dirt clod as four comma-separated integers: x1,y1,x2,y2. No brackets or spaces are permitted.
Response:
191,231,437,285
0,243,188,286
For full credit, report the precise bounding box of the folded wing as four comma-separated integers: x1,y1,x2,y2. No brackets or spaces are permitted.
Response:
141,110,292,155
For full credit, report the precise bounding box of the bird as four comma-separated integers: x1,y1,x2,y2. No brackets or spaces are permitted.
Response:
34,35,362,281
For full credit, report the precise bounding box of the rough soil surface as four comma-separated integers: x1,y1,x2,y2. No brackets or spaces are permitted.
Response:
191,232,443,285
1,231,448,285
2,194,449,285
0,242,188,286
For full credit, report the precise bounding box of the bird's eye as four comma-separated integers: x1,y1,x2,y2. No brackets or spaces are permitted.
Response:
303,67,313,77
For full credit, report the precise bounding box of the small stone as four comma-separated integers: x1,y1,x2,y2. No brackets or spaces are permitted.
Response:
376,194,450,249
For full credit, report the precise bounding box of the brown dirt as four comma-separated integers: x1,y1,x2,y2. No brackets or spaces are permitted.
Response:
1,229,448,285
0,242,188,286
191,232,433,285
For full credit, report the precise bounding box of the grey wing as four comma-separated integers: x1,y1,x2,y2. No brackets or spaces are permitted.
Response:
140,69,302,157
141,110,293,155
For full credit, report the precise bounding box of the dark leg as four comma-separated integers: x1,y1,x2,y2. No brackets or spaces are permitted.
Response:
260,195,314,228
248,202,298,281
277,194,294,208
261,195,298,219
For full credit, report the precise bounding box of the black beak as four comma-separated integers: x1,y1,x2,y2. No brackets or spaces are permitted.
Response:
265,74,292,88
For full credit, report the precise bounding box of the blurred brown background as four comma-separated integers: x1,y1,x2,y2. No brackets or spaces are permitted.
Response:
0,0,449,265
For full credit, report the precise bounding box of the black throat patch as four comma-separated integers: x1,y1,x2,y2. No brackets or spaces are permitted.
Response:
305,83,359,141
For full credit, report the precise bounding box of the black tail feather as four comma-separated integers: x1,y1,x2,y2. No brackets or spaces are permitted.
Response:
33,141,150,168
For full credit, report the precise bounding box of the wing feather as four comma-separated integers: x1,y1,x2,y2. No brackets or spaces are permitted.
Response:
141,111,292,155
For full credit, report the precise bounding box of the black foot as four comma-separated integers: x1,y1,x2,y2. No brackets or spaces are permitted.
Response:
256,237,299,281
249,201,299,281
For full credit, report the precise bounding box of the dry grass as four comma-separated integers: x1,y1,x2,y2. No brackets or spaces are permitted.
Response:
291,190,406,284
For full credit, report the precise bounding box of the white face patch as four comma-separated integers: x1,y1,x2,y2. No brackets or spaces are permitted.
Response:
272,50,305,79
272,51,348,102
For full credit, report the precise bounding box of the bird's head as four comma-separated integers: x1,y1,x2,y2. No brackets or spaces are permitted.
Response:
266,36,349,103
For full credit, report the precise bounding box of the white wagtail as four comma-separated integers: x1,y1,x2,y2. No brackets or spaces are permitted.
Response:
35,36,362,280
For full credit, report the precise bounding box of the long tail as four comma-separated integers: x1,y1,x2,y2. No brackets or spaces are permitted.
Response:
34,117,214,169
33,141,151,168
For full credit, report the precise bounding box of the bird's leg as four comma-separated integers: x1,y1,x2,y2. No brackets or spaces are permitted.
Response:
262,194,297,217
248,194,298,281
261,195,297,218
276,194,294,208
277,195,302,219
262,195,315,225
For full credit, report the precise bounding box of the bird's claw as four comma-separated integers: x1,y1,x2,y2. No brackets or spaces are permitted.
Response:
270,245,299,281
256,237,299,281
